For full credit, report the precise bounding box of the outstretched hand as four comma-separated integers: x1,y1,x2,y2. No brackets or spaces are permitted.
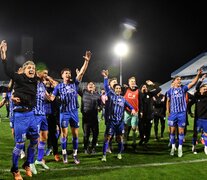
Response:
131,109,137,116
0,40,7,53
197,67,203,76
201,74,206,81
83,51,92,62
76,68,80,76
101,70,109,78
0,40,7,60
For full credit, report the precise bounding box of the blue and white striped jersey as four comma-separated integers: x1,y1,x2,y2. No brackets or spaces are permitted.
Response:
167,85,188,113
104,78,133,122
52,79,79,112
34,82,46,115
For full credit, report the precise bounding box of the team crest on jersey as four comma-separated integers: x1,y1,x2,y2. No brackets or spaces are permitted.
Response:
174,90,178,94
65,86,75,93
117,98,124,106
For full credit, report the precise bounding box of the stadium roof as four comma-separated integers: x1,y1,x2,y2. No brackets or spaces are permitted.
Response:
171,52,207,77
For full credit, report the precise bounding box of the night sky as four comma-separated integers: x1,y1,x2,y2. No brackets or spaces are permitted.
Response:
0,0,206,85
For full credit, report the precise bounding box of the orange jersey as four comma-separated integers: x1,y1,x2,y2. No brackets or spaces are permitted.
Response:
124,88,139,112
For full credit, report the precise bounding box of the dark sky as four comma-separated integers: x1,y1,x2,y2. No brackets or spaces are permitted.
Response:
0,0,207,85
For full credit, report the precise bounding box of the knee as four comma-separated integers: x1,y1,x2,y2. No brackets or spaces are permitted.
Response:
30,139,38,148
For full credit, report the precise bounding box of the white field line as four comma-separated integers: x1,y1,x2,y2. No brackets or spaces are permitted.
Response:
2,158,207,172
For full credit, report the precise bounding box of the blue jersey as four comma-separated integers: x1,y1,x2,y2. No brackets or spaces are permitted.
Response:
52,79,79,112
104,78,133,122
34,82,46,115
167,85,188,113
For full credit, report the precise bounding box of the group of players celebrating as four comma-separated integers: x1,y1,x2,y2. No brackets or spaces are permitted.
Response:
0,40,207,180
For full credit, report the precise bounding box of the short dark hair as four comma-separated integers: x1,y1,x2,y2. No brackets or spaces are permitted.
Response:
172,76,181,82
61,68,71,76
128,76,136,82
87,81,95,85
109,77,117,84
113,83,121,89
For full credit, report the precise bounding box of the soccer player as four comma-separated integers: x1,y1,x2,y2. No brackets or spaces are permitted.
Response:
166,69,202,157
31,70,57,174
1,40,39,179
104,77,118,153
123,77,140,151
101,70,136,162
49,51,91,164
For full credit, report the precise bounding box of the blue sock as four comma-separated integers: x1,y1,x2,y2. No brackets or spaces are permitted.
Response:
170,134,175,145
179,133,184,145
72,137,78,150
60,137,67,150
12,143,24,170
118,141,123,154
27,139,38,164
103,139,109,155
37,141,46,161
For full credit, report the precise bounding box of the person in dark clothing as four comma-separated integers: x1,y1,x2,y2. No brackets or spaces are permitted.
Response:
79,82,101,154
44,79,61,161
192,74,207,154
1,40,39,179
139,80,161,147
153,91,166,140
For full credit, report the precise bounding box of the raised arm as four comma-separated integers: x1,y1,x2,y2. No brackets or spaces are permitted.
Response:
146,80,161,96
102,70,111,94
76,51,92,81
188,68,202,89
0,98,6,108
195,74,206,91
0,40,7,60
0,40,16,79
46,76,59,88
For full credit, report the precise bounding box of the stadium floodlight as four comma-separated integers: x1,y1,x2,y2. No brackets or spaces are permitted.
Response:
114,42,129,85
